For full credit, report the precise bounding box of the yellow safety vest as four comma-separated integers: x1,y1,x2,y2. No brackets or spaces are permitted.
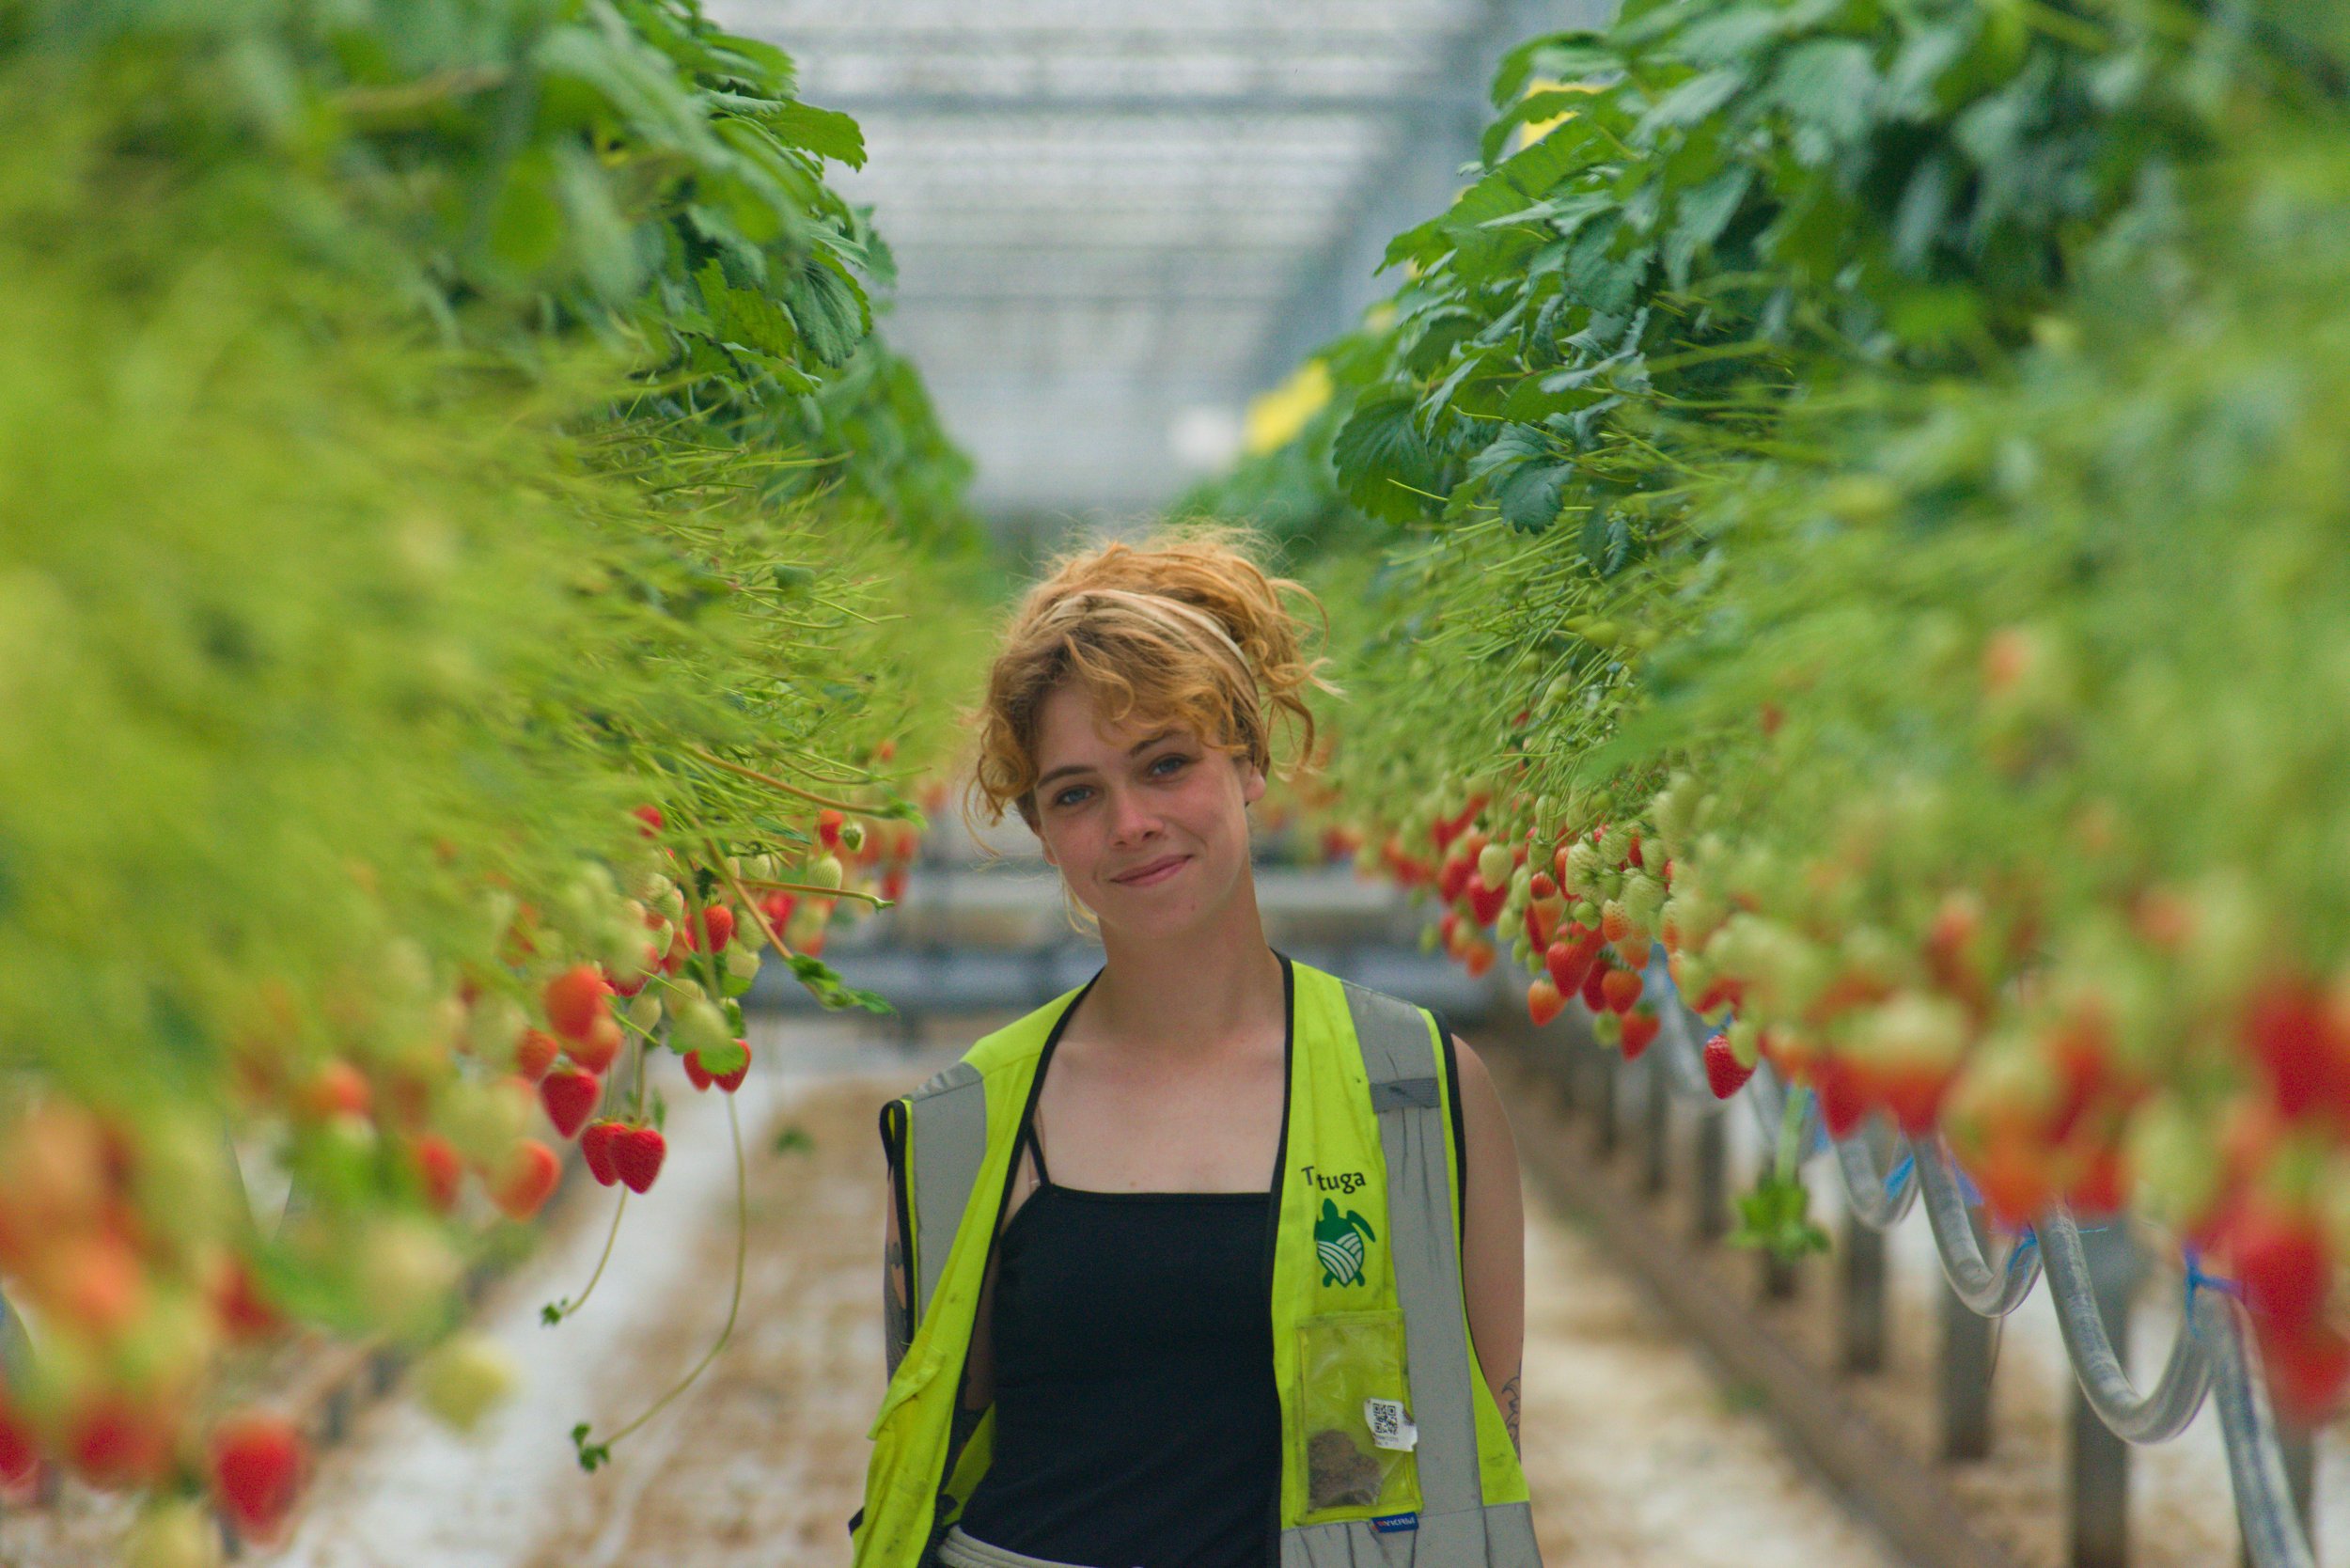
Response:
854,954,1539,1567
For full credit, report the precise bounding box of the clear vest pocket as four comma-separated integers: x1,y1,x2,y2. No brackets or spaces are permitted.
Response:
1296,1308,1421,1520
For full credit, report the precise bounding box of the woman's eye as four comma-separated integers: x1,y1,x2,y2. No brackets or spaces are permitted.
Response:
1053,785,1091,808
1150,754,1189,776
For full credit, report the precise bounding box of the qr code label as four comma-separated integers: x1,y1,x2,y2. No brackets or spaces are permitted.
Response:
1363,1397,1418,1451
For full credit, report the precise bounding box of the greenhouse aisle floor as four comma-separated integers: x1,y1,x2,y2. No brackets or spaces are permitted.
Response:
258,1017,1901,1568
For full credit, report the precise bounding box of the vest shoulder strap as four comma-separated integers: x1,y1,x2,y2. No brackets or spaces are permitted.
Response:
1334,980,1484,1517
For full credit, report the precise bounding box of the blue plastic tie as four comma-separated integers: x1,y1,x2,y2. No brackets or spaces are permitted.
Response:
1884,1150,1915,1200
2181,1245,2241,1340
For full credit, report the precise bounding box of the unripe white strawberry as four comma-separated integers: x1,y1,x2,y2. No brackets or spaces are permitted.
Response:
122,1499,224,1568
725,943,760,982
626,988,664,1034
841,821,868,855
2123,1094,2222,1232
1727,1016,1762,1069
1562,841,1605,898
1477,841,1512,886
1594,823,1633,865
1512,934,1535,969
1620,872,1665,932
417,1332,518,1435
355,1217,461,1341
672,995,731,1058
810,854,845,890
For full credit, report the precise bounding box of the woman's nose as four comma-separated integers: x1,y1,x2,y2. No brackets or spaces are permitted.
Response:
1105,785,1160,842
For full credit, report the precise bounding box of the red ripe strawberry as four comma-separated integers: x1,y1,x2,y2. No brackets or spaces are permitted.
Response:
579,1121,622,1187
685,904,735,953
1624,833,1643,869
1620,1011,1659,1060
414,1135,463,1213
818,808,845,850
2230,1204,2330,1332
1703,1032,1753,1098
683,1050,713,1091
1438,911,1461,952
1463,939,1496,980
2243,978,2348,1124
566,1013,623,1076
1529,871,1559,902
760,890,797,932
1527,978,1565,1027
708,1040,750,1093
0,1393,38,1487
210,1255,282,1342
1466,874,1507,928
208,1411,306,1544
539,1067,600,1140
1524,904,1548,952
1600,967,1644,1015
2260,1320,2350,1426
632,805,665,838
1881,1063,1957,1137
1599,902,1633,948
491,1139,560,1221
1970,1129,2054,1231
67,1394,173,1489
1694,976,1744,1017
512,1027,558,1083
303,1060,371,1121
1438,855,1474,905
614,1126,666,1194
1545,933,1599,995
1814,1058,1868,1137
542,965,613,1043
2064,1138,2128,1217
1580,960,1612,1013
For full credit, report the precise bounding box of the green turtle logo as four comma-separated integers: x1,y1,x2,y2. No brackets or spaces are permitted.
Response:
1315,1198,1377,1287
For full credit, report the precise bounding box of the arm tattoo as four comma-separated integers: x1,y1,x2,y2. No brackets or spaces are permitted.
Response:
1501,1370,1522,1454
884,1236,911,1378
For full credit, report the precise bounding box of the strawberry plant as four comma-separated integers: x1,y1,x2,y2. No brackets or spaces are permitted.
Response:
1205,0,2350,1419
0,0,984,1540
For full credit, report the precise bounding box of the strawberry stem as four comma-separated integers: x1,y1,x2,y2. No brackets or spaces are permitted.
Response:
544,1190,629,1325
571,1092,747,1467
682,745,878,814
733,875,889,908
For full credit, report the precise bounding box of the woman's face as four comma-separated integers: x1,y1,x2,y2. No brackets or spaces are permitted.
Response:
1027,683,1264,939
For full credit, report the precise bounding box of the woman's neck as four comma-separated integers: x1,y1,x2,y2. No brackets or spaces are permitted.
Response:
1083,901,1285,1062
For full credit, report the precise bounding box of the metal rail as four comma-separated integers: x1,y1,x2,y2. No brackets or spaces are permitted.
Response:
1626,945,2319,1568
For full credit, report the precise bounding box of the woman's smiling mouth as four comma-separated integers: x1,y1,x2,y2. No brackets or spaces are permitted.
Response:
1111,854,1188,886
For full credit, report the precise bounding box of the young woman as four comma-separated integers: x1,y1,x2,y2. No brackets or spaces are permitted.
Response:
854,531,1539,1568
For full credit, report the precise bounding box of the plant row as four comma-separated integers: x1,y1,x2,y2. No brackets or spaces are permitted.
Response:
0,1,983,1554
1198,0,2350,1422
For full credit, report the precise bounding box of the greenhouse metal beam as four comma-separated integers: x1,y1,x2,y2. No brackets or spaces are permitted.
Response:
1244,0,1616,395
825,92,1442,117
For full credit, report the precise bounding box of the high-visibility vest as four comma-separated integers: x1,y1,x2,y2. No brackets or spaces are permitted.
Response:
854,954,1540,1568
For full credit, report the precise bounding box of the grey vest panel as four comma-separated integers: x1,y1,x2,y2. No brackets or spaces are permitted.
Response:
1340,981,1481,1519
906,1060,987,1326
1280,1501,1540,1568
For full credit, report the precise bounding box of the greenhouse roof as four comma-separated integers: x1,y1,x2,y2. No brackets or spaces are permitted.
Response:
709,0,1606,522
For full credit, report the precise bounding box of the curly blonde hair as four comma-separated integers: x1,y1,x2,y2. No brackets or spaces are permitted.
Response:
968,525,1338,833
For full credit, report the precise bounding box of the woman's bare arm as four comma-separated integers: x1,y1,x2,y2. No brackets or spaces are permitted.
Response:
1453,1035,1527,1451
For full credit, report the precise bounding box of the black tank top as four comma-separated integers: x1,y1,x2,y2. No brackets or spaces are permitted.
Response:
955,1121,1281,1568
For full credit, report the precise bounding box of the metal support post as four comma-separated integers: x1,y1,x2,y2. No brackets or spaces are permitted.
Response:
2069,1220,2143,1568
1693,1112,1729,1242
1840,1215,1888,1374
1592,1047,1619,1156
1939,1277,1996,1461
1641,1055,1670,1195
